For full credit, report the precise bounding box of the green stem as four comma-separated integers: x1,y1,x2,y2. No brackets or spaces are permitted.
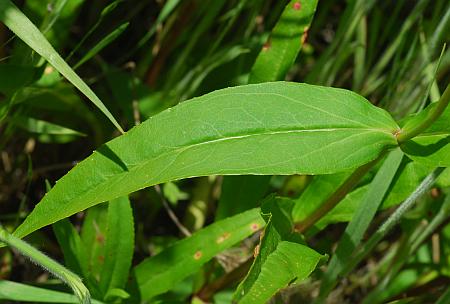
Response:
0,226,91,304
341,167,444,278
294,154,384,233
397,83,450,143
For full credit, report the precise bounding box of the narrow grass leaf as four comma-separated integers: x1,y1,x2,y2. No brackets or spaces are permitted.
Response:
12,116,85,137
127,208,265,302
0,0,123,133
74,22,129,69
14,82,399,239
249,0,318,83
318,148,404,300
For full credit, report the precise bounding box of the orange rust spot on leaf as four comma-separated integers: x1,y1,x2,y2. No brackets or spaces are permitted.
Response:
194,251,202,260
262,41,271,51
95,234,105,244
431,188,441,198
293,1,301,10
250,223,260,232
98,255,105,263
216,232,231,244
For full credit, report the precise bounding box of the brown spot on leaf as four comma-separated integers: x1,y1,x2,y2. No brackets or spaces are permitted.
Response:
216,232,231,244
250,223,260,232
95,233,105,244
253,244,260,258
262,41,271,51
293,1,301,10
301,27,310,44
431,188,441,198
194,251,202,260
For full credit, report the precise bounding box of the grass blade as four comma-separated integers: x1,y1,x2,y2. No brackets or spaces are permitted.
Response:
317,148,404,301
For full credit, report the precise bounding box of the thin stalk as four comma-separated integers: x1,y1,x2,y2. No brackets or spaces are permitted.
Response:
341,167,445,278
397,83,450,143
0,226,91,304
363,194,450,303
411,194,450,252
294,154,384,233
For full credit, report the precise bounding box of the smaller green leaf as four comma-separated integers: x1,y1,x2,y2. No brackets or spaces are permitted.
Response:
0,280,105,304
402,134,450,167
127,209,265,302
238,241,324,304
53,218,101,299
99,196,134,297
234,196,296,302
53,219,89,278
0,0,123,132
80,204,109,281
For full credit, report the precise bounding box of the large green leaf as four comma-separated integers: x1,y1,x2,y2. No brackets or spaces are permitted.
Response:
0,0,123,132
238,241,324,304
127,209,265,302
14,82,399,238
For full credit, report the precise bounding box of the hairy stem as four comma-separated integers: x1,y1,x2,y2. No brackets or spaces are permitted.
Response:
0,225,91,304
293,154,384,233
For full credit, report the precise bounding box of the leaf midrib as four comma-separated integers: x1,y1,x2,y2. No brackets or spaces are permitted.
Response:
74,128,394,206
